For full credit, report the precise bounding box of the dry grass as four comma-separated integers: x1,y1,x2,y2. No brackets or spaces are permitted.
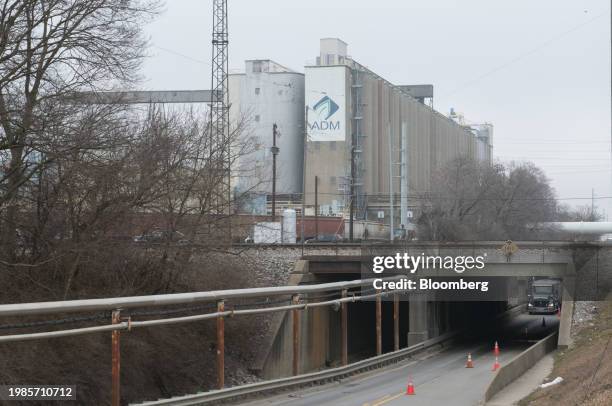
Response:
520,298,612,406
0,247,283,406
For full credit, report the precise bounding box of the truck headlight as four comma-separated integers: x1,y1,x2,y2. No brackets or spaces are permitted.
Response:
548,303,554,307
528,303,533,307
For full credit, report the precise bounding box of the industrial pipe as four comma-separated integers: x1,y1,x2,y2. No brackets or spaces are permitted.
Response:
542,222,612,235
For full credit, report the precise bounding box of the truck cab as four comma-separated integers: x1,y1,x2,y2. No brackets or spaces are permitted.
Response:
528,279,560,314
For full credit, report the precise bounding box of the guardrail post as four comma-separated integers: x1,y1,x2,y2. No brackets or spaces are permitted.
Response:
376,290,382,355
111,309,121,406
217,300,225,389
341,289,348,366
393,293,399,351
292,294,301,376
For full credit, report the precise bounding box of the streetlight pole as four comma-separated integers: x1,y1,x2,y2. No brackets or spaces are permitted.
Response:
350,142,355,241
271,123,280,221
388,125,394,241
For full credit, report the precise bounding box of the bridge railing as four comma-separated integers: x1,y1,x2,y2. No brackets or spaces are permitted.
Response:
0,276,404,406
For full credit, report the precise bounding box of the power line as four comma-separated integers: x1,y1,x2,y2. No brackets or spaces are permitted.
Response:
152,45,211,66
444,11,607,97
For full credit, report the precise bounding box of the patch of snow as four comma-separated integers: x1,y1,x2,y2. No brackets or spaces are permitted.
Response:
540,377,564,388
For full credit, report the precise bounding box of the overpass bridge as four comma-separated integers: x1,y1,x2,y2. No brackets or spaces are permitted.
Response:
257,241,589,379
0,241,608,405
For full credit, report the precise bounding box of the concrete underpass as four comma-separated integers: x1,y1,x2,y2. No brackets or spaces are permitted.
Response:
246,310,560,406
260,279,554,381
344,299,512,359
241,241,610,406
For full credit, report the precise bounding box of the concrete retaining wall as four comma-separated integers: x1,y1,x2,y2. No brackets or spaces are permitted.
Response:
484,331,558,401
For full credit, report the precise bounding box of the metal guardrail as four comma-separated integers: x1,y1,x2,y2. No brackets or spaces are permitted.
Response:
133,304,530,406
0,276,405,406
131,331,460,406
0,274,530,406
0,277,400,317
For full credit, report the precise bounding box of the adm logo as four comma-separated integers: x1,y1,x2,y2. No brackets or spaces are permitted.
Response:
309,96,341,132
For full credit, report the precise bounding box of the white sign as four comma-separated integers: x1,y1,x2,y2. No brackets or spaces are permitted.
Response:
377,211,385,219
407,210,414,219
306,66,346,142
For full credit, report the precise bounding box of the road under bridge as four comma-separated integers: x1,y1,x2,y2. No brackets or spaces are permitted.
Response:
257,241,606,379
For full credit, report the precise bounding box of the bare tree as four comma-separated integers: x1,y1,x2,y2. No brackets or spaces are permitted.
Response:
0,0,160,259
557,204,605,222
417,157,559,241
132,105,258,247
0,1,264,302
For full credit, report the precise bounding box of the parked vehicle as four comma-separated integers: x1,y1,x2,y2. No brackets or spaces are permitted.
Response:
393,228,407,241
527,279,561,314
133,230,190,245
305,234,344,244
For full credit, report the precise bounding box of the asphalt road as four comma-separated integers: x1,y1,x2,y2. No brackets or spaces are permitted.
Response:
243,313,559,406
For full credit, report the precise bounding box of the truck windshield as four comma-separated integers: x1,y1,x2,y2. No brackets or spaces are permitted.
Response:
533,286,553,295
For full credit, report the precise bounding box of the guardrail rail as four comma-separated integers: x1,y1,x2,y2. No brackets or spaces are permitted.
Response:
0,276,415,406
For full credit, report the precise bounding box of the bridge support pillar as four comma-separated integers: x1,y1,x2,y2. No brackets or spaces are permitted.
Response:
444,301,452,333
393,294,399,351
558,276,576,348
375,291,382,355
407,293,429,347
429,301,440,338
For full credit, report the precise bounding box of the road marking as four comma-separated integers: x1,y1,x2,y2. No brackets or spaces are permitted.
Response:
362,394,388,406
371,392,404,406
370,394,390,404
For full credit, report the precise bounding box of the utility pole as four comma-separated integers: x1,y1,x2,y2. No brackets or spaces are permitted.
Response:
388,125,394,241
271,123,280,221
315,176,319,239
592,188,595,220
301,107,308,252
349,142,355,241
400,122,408,229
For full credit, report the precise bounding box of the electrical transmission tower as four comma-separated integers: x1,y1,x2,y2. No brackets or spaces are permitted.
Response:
209,0,231,221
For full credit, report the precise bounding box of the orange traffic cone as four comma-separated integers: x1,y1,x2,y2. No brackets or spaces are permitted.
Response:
406,377,415,395
492,356,500,371
465,353,474,368
494,341,500,356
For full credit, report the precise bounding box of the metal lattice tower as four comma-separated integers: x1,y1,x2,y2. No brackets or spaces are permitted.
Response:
210,0,230,215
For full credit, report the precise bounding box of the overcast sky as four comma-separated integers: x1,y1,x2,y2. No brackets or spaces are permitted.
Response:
141,0,611,215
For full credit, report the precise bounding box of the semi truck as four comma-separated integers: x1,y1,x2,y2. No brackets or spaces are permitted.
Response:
527,279,561,314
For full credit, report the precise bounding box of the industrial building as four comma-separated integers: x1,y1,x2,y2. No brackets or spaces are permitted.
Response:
230,39,493,232
304,38,492,229
229,60,305,213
